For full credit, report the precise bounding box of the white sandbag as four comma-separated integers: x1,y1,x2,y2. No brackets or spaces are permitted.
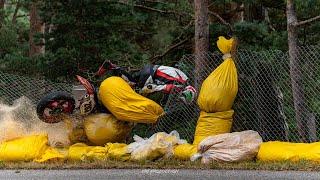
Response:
191,130,262,164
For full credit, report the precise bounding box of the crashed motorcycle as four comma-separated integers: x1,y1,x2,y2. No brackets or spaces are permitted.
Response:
36,61,196,123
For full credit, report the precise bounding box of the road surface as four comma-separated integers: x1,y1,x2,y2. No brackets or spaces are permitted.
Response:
1,169,320,180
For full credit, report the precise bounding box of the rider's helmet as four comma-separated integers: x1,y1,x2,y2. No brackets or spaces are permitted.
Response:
95,60,138,88
75,75,96,115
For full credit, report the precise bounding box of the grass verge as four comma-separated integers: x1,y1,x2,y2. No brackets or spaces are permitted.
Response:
0,159,319,171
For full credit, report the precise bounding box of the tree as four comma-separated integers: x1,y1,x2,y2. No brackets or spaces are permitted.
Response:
38,0,194,81
286,0,320,142
29,1,44,57
194,0,209,54
0,0,5,26
194,0,209,88
11,0,20,25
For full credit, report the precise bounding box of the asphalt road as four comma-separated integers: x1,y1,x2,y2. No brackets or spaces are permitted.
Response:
1,169,320,180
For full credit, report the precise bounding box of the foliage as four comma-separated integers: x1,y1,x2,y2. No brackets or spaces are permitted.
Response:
0,23,19,56
0,1,32,74
37,0,193,82
0,0,319,81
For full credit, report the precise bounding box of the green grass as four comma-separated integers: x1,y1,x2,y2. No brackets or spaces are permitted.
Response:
1,159,320,171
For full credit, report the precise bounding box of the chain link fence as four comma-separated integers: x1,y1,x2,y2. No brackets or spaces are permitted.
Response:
0,45,319,143
0,71,72,105
155,45,320,143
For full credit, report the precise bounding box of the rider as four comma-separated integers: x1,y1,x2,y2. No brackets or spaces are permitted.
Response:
95,61,197,103
75,61,197,116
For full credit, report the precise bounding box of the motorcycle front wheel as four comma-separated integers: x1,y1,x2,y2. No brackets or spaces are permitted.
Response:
36,91,75,123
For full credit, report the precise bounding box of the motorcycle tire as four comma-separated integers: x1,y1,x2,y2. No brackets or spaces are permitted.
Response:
36,91,75,123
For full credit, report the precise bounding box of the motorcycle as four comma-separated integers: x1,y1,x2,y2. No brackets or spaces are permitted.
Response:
36,61,196,124
36,75,98,123
36,61,118,123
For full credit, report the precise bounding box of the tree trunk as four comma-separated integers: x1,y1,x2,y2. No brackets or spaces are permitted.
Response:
194,0,209,88
264,7,275,31
240,3,244,22
29,2,45,57
229,2,243,23
0,0,4,10
0,0,5,26
286,0,308,142
12,1,20,25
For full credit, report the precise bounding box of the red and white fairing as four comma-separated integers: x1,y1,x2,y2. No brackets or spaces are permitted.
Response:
141,65,189,94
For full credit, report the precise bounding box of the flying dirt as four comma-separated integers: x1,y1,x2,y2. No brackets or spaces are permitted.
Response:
0,96,77,147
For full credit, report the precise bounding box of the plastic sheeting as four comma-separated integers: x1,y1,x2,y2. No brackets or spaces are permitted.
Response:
127,131,187,161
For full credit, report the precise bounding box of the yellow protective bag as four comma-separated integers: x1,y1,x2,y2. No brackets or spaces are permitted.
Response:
197,36,238,113
64,117,87,144
99,77,164,124
34,147,66,163
67,143,93,161
257,141,320,162
84,146,109,161
67,143,109,161
0,135,48,162
105,143,130,161
84,113,133,146
173,143,197,160
193,110,233,145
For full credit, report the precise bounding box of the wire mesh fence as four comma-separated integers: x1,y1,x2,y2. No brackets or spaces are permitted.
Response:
154,45,320,143
0,45,319,143
0,71,72,105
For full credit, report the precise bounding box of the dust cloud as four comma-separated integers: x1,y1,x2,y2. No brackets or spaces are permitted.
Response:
0,96,72,147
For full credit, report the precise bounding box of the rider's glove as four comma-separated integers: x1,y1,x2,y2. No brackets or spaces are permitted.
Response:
180,85,196,104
